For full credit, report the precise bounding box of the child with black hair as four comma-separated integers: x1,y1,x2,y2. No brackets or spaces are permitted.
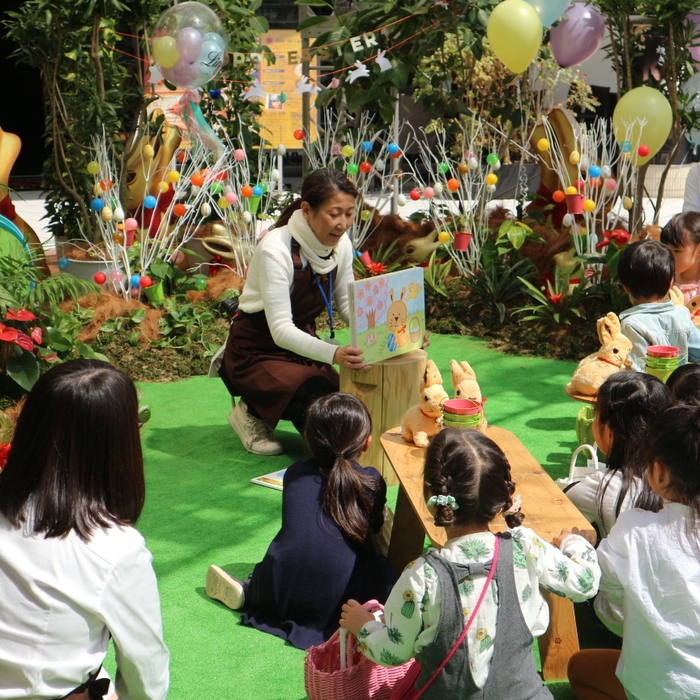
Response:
660,211,700,303
566,372,668,539
667,362,700,406
206,393,390,650
340,428,600,699
617,239,700,371
568,404,700,700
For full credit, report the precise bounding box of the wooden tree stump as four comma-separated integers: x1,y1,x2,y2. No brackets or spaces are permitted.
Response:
339,349,427,485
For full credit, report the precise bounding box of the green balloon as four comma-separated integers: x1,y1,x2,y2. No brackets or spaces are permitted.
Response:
439,162,449,173
261,182,269,193
195,278,207,291
211,182,223,195
486,153,499,166
347,163,359,175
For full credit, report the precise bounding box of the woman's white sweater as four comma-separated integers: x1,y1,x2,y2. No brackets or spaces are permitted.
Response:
238,226,354,365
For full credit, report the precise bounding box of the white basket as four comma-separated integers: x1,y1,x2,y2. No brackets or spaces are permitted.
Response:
556,443,602,490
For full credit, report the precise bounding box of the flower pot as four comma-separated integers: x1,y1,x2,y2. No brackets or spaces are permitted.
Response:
647,345,679,358
144,280,165,303
453,231,472,252
126,229,136,247
443,398,483,415
565,194,584,215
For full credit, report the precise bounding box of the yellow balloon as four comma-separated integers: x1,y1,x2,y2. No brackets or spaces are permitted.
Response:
487,0,543,74
612,87,672,166
143,144,155,159
167,170,180,183
438,231,450,243
485,173,498,186
153,36,180,69
87,161,100,175
157,181,169,194
569,151,580,165
565,186,578,195
583,199,596,213
623,196,633,210
537,138,550,152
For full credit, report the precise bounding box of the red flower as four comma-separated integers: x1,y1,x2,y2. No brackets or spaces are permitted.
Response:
549,293,563,304
30,327,42,344
0,442,10,469
5,308,37,322
366,261,388,276
0,323,34,351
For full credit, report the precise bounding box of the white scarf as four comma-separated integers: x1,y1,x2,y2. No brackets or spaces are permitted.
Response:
287,209,340,275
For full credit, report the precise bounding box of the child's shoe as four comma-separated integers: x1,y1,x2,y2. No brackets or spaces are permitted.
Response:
206,565,247,610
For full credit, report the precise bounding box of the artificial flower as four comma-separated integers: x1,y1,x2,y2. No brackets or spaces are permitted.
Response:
5,308,37,322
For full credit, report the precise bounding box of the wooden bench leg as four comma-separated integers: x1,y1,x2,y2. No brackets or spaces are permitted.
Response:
388,484,426,576
538,590,580,681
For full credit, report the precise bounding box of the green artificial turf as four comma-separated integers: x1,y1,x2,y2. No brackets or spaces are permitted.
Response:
104,333,609,699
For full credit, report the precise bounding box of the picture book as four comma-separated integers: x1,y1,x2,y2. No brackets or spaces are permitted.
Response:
348,267,426,365
251,468,286,491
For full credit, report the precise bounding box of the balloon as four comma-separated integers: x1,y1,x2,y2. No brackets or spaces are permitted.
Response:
130,274,141,288
359,161,372,173
569,150,580,164
225,192,238,205
638,145,649,157
447,178,460,191
201,203,212,217
552,190,565,203
433,182,444,195
683,72,700,144
605,178,617,191
110,270,124,283
144,196,157,209
468,157,479,170
409,189,421,201
101,207,113,222
387,143,399,154
424,187,435,199
91,198,104,211
342,145,354,158
361,141,373,152
176,27,203,63
191,173,204,187
550,3,605,68
458,163,469,174
58,257,70,270
487,0,543,74
438,231,450,243
565,186,578,195
439,162,449,173
525,0,570,27
153,36,180,69
293,129,305,141
87,161,100,175
537,138,550,151
139,276,153,289
347,162,359,175
612,86,673,165
94,272,106,285
588,165,601,178
485,173,498,185
195,278,207,291
397,194,407,206
167,170,180,183
153,2,227,87
113,207,125,221
125,217,138,231
583,199,596,212
277,144,286,156
253,185,263,197
173,203,187,216
241,185,253,198
234,148,246,161
486,153,499,166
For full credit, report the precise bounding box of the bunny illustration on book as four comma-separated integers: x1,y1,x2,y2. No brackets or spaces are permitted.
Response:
387,288,409,348
566,312,632,396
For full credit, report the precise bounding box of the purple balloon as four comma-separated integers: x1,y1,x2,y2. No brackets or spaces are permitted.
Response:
689,12,700,64
176,27,203,63
550,3,605,68
169,60,200,87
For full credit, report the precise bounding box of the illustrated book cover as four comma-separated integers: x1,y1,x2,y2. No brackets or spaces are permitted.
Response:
251,468,286,491
348,267,425,365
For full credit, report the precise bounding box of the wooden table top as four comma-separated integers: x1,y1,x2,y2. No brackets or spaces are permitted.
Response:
380,425,593,547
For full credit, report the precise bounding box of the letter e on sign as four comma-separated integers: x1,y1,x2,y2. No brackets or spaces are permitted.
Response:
350,36,364,52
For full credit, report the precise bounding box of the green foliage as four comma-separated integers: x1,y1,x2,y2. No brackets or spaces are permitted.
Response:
464,257,536,325
576,242,631,314
515,277,599,328
422,251,452,298
154,297,219,355
353,241,408,279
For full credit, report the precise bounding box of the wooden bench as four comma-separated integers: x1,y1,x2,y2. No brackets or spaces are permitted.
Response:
381,425,594,682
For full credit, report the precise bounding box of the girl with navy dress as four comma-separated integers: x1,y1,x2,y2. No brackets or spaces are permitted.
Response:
206,393,390,649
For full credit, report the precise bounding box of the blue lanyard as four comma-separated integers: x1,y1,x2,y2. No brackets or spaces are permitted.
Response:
314,270,334,339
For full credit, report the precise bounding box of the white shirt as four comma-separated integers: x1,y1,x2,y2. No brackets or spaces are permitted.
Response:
360,528,600,688
683,162,700,213
238,225,354,365
595,504,700,699
0,514,169,700
566,470,641,538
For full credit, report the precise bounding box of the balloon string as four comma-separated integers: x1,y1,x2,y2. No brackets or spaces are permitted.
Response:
515,76,529,214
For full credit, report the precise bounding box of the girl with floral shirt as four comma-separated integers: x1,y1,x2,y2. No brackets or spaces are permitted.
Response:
341,428,600,699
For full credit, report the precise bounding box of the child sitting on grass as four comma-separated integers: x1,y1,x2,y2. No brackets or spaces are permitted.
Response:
617,240,700,371
566,372,668,539
341,428,600,699
660,212,700,303
568,404,700,700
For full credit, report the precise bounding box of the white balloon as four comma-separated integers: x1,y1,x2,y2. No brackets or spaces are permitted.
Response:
242,211,253,223
113,207,125,222
562,213,574,227
200,202,212,217
375,158,385,170
191,186,200,196
601,165,612,178
277,144,286,156
468,157,479,170
271,169,280,181
492,160,501,171
486,184,496,193
397,194,407,206
433,182,444,195
580,155,590,169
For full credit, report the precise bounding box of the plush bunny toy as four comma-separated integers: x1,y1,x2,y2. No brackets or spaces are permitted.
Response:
449,359,487,430
566,312,633,396
401,360,449,447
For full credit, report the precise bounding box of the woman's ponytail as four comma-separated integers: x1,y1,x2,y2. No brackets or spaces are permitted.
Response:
273,199,302,229
305,393,378,544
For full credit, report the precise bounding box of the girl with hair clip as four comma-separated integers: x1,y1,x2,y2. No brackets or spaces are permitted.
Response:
569,404,700,700
340,428,600,699
0,360,169,700
206,393,391,650
566,372,669,539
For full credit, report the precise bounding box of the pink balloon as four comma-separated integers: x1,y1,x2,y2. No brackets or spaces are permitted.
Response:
124,218,138,231
176,28,203,63
225,192,238,205
170,60,200,87
423,187,435,199
550,3,605,68
689,12,700,63
234,149,246,161
110,269,124,283
605,178,617,191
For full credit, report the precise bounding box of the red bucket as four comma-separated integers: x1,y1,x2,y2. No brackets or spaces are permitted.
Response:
443,398,484,416
647,345,679,358
453,231,472,251
565,193,584,215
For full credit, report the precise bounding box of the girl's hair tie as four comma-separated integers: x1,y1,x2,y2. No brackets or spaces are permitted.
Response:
427,495,459,510
504,494,522,516
334,452,348,459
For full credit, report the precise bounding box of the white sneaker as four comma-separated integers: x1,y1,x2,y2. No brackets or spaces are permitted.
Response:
206,565,246,610
229,399,284,456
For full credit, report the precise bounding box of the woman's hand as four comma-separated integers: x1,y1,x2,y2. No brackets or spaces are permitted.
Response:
334,345,370,371
340,599,375,635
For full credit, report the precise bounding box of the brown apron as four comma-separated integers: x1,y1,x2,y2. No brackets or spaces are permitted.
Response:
221,240,339,427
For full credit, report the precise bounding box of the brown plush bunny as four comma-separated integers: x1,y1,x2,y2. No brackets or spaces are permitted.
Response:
566,312,633,396
449,359,487,430
401,360,449,447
